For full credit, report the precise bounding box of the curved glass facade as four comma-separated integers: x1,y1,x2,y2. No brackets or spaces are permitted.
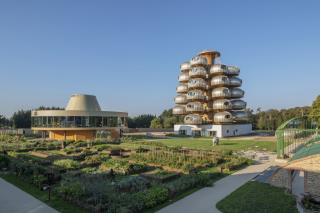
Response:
32,116,127,128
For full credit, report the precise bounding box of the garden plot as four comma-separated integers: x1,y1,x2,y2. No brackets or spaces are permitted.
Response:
0,135,253,213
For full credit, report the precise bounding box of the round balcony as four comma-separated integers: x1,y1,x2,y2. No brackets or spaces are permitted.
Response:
180,62,191,72
231,100,247,110
174,94,187,104
186,102,204,113
210,64,229,76
229,77,242,87
211,87,231,98
212,99,232,110
178,73,189,83
212,99,247,110
227,65,240,75
188,78,207,90
187,90,207,101
211,76,230,87
214,111,233,123
176,84,188,93
189,67,207,78
190,56,207,67
232,111,249,122
184,114,202,125
173,105,186,115
230,88,245,98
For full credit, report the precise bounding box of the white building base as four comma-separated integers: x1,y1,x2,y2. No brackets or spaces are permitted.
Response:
174,123,252,138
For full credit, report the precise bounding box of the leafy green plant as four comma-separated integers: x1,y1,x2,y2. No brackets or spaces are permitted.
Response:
99,159,149,174
82,155,103,166
115,176,149,192
53,159,80,170
142,186,169,208
164,174,212,196
55,180,85,201
0,154,10,169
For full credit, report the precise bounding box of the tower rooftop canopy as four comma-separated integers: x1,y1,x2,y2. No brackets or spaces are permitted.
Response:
65,94,101,111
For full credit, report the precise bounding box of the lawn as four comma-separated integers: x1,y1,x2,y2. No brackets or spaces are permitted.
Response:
125,137,276,152
0,173,88,213
216,181,298,213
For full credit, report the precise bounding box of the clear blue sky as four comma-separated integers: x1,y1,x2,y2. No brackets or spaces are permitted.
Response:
1,0,320,117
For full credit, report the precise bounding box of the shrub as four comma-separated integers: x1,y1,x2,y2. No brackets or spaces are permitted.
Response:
81,167,97,174
96,144,110,151
53,159,80,170
120,136,134,143
142,186,169,208
99,159,149,174
0,154,10,169
115,176,149,192
164,174,211,196
135,146,149,153
55,180,85,201
82,155,103,166
223,157,252,171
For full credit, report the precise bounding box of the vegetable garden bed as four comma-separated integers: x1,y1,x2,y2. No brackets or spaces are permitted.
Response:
0,135,255,213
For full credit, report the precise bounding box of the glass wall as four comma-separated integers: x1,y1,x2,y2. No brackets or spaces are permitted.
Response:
31,116,126,128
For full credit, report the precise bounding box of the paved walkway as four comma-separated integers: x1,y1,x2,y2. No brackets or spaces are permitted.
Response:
0,178,58,213
157,153,276,213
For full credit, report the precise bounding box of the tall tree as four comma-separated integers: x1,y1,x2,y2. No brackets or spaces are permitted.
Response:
0,115,11,128
309,95,320,125
150,118,163,128
128,114,156,128
11,110,31,128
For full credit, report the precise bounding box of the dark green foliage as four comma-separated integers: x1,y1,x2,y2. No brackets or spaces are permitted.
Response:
128,114,156,128
250,106,310,130
0,154,10,168
164,174,212,196
11,110,31,128
142,186,169,208
115,176,149,192
150,117,162,128
0,115,11,127
53,159,80,170
309,95,320,125
82,155,104,167
301,194,320,211
99,159,150,174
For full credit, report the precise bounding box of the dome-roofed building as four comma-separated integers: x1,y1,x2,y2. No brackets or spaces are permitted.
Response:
31,94,128,141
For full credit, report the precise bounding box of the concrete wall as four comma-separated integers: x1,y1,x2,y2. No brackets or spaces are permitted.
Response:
305,172,320,197
174,124,252,137
174,124,197,136
219,124,252,137
269,168,292,190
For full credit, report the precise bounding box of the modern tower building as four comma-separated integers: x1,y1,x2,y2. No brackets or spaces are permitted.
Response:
31,94,128,141
173,50,252,137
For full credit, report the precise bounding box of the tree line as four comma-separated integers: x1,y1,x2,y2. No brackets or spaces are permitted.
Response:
1,96,320,130
0,106,64,129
